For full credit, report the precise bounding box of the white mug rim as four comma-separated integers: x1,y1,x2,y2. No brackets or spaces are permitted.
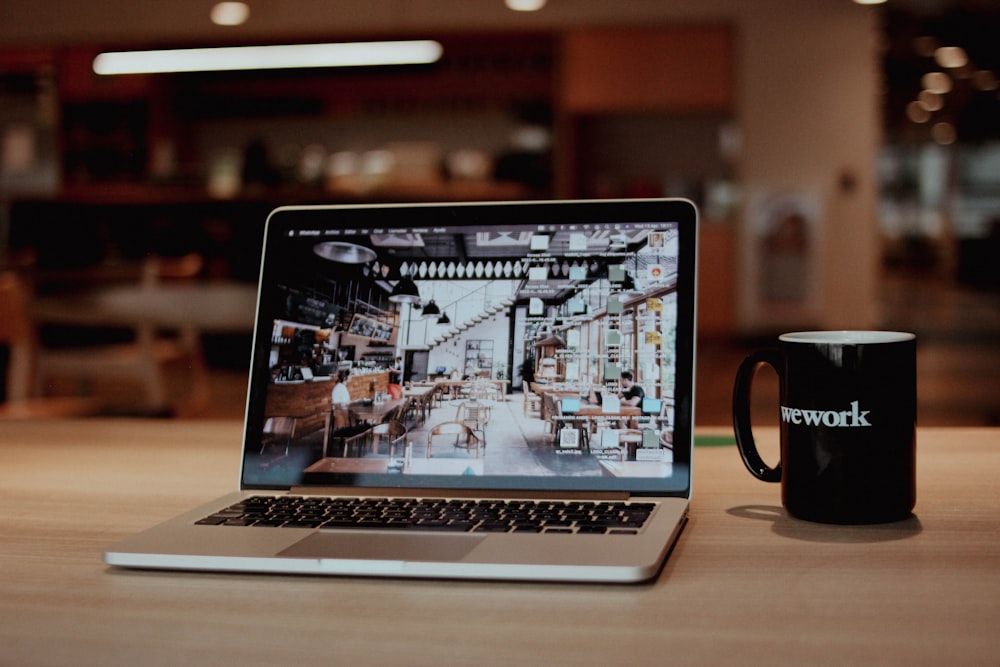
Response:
779,330,915,345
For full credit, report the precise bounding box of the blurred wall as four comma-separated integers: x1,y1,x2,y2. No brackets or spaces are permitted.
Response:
0,0,883,333
735,2,881,332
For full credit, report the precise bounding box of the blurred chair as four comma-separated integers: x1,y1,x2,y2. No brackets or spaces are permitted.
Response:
137,253,210,413
48,255,203,411
12,254,207,414
426,421,482,459
0,272,99,418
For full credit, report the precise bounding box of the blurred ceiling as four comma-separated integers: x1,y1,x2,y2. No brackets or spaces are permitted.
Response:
1,0,998,142
0,0,991,48
0,1,752,47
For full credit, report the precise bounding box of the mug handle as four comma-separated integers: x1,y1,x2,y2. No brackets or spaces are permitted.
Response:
732,349,782,483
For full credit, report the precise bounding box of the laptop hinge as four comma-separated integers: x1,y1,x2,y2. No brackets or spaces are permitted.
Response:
289,486,631,501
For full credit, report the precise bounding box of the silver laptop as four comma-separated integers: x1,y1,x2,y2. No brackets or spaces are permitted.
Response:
105,199,698,583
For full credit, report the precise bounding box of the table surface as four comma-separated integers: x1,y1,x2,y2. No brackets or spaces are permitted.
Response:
1,420,998,665
348,397,408,423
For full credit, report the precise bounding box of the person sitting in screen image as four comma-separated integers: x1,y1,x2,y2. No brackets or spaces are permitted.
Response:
618,371,645,407
389,356,403,384
331,370,352,406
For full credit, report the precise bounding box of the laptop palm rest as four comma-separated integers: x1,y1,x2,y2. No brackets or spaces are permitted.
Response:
279,531,486,562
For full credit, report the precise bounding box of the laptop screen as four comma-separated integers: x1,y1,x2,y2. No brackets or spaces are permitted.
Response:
242,200,696,495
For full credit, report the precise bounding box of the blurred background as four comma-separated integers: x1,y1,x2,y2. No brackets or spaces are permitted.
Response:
0,0,997,425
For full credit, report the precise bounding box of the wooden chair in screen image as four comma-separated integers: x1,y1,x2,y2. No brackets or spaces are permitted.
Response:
324,404,372,457
426,421,482,459
381,400,408,430
523,388,541,416
540,391,559,440
333,425,373,458
404,391,433,427
455,400,491,447
370,420,407,458
260,416,297,456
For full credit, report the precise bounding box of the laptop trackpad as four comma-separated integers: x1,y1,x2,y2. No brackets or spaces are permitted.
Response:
279,531,486,562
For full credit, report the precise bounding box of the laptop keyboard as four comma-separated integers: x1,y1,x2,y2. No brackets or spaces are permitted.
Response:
196,496,657,535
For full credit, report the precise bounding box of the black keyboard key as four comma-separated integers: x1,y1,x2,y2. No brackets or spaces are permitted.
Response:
195,516,228,526
223,518,254,526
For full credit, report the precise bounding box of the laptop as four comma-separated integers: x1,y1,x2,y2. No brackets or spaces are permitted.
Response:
105,198,698,583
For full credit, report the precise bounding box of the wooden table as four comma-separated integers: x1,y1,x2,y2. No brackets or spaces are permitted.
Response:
575,404,642,418
348,398,407,424
433,378,508,401
1,420,998,665
303,457,390,474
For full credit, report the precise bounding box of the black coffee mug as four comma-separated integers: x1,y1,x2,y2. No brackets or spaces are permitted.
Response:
733,331,916,524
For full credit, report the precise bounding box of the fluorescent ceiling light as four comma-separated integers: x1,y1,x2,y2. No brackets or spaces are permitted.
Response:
93,40,444,75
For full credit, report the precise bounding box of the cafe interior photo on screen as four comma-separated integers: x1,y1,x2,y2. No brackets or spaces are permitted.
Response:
244,219,685,490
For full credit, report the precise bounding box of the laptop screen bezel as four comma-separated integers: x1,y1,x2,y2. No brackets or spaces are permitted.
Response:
241,199,697,497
